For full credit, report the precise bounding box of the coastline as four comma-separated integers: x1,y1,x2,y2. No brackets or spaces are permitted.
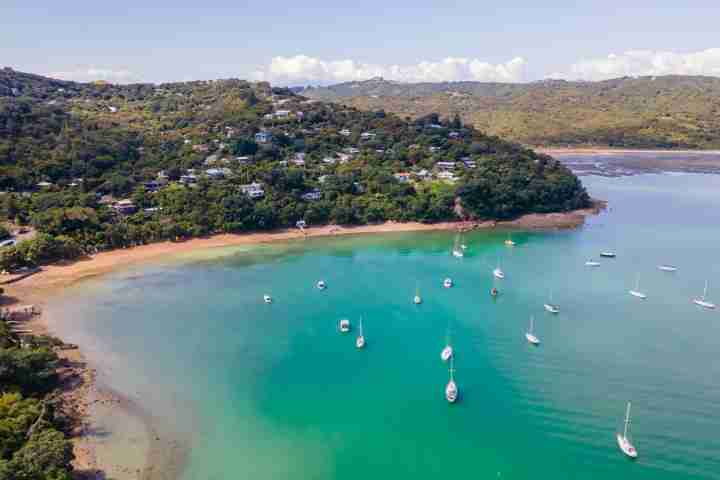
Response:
2,207,601,479
538,147,720,155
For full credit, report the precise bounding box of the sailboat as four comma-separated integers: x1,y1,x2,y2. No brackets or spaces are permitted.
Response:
585,259,601,267
525,316,540,345
445,357,458,403
414,284,422,304
629,275,647,299
441,330,453,362
263,294,272,304
504,233,516,246
693,280,716,309
339,318,350,333
452,234,464,258
443,277,453,288
658,264,678,272
493,256,505,279
356,317,365,348
600,251,616,258
544,291,560,314
616,402,638,459
317,280,326,290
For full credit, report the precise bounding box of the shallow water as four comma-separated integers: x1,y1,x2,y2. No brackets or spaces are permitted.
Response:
49,173,720,479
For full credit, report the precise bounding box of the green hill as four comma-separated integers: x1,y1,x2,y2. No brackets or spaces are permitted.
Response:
301,75,720,149
0,67,588,271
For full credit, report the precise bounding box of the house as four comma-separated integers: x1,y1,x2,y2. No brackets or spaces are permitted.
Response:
360,132,376,140
301,189,322,201
394,172,411,183
263,113,275,120
339,128,352,136
180,174,198,185
318,175,329,184
437,171,457,182
292,153,306,166
448,131,461,139
240,182,265,199
435,161,457,171
323,156,336,165
353,182,365,193
204,154,220,166
344,147,360,154
275,110,291,118
143,180,161,192
37,181,53,188
235,156,251,165
429,146,441,153
112,199,137,215
255,131,272,144
337,153,351,163
463,160,477,169
415,169,430,179
192,144,209,153
206,168,225,179
157,171,169,183
429,124,443,129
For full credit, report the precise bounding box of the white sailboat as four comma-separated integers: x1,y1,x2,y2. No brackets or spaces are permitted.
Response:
443,277,453,288
629,275,647,299
263,294,272,304
504,233,516,247
658,264,678,272
600,251,616,258
525,316,540,345
544,290,560,314
445,357,458,403
317,280,326,290
452,235,464,258
441,330,453,362
356,317,365,349
493,257,505,279
585,259,601,267
414,284,422,304
693,280,716,309
616,402,638,459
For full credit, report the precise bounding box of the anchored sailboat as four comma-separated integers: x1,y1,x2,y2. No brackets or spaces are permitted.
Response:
452,234,464,258
441,329,453,362
443,277,453,288
693,280,716,309
414,283,422,304
445,357,458,403
658,264,677,272
504,233,516,247
629,275,647,299
263,294,272,304
544,290,560,314
616,402,638,459
356,317,365,348
339,318,350,333
525,316,540,345
493,256,505,279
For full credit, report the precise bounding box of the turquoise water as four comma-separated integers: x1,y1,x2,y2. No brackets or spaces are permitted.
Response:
51,173,720,479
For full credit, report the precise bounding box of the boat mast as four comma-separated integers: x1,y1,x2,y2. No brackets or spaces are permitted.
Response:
449,357,455,382
703,280,709,300
624,402,632,438
359,316,363,337
529,316,534,334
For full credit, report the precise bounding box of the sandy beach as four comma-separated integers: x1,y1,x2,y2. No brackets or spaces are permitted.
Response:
1,208,601,479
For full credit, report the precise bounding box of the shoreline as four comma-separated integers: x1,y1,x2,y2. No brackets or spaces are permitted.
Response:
2,208,602,479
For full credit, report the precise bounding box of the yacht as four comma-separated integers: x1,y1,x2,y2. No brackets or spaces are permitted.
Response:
356,317,365,348
600,251,616,258
658,264,678,272
490,287,499,297
693,280,716,309
339,318,350,333
616,402,638,459
441,331,453,362
525,316,540,345
414,284,422,304
317,280,326,290
263,294,272,304
585,259,601,267
544,291,559,314
443,277,453,288
445,358,458,403
629,275,647,299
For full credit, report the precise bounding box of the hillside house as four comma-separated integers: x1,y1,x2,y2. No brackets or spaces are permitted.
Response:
339,128,351,136
112,199,137,215
240,182,265,199
435,161,457,172
255,131,272,144
394,172,411,183
301,189,322,201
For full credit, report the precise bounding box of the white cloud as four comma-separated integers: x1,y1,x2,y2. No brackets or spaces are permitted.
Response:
556,48,720,81
252,55,527,85
48,66,139,84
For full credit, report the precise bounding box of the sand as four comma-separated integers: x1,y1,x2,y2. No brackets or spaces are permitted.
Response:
1,211,601,479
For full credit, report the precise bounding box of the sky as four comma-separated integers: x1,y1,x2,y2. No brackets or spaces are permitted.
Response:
3,1,720,85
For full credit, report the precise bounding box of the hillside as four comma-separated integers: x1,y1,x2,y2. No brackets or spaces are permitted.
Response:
0,67,588,271
301,76,720,149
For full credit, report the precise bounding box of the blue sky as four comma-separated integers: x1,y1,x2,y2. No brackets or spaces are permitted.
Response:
3,1,720,84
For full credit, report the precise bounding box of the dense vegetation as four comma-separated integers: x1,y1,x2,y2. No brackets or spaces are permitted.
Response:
0,324,74,480
0,68,588,270
302,75,720,149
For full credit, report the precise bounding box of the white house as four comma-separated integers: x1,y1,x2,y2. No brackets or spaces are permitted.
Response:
448,131,461,139
322,156,336,165
435,161,456,171
255,131,272,144
275,110,291,118
360,132,376,140
437,171,457,182
292,153,306,166
206,168,225,179
394,172,411,183
240,182,265,199
339,128,351,136
301,189,322,201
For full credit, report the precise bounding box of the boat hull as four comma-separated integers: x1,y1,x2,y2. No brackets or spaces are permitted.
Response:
526,333,540,345
693,299,716,309
616,434,638,458
493,269,505,279
658,265,677,272
446,381,458,403
544,304,559,314
629,290,647,299
441,346,453,362
356,336,365,348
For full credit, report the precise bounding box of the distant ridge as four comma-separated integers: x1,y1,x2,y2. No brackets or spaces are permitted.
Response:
301,75,720,149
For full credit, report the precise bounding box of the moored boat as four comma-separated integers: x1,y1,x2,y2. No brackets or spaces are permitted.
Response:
525,316,540,345
658,264,678,272
629,275,647,299
263,294,272,304
585,260,601,267
317,280,326,290
356,317,365,348
445,358,458,403
693,280,716,309
443,277,453,288
339,318,351,333
600,251,616,258
616,402,638,459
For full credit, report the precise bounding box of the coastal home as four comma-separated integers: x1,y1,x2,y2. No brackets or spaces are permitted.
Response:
323,156,337,165
143,180,161,192
339,128,352,137
415,169,430,179
301,189,322,201
112,199,137,215
275,110,291,118
463,160,477,169
204,154,220,166
394,172,411,183
360,132,376,140
205,168,225,179
292,153,306,166
435,161,457,172
240,182,265,199
344,147,360,154
255,131,272,144
180,174,198,185
448,131,461,139
437,171,457,182
36,181,53,189
192,144,209,153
